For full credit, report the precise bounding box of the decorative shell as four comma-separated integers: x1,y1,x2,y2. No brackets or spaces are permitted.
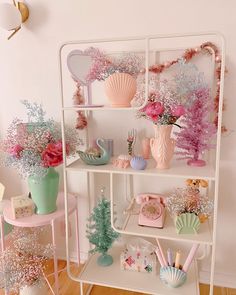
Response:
104,73,137,107
175,213,200,234
130,156,147,170
160,266,187,288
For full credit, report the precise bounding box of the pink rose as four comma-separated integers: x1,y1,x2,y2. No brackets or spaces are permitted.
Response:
42,141,69,167
145,102,164,121
8,144,23,158
171,105,185,117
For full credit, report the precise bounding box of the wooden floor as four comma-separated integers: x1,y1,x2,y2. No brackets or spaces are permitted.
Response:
1,260,236,295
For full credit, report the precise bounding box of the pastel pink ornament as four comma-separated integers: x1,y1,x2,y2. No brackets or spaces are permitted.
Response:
113,155,131,168
104,73,137,107
150,125,175,169
171,105,185,117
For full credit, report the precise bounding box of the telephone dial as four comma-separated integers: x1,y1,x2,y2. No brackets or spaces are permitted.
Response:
136,193,165,228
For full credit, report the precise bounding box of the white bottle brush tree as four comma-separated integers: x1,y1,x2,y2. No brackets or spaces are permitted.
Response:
86,188,119,266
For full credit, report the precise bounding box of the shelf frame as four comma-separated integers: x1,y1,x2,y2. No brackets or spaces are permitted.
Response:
59,32,226,295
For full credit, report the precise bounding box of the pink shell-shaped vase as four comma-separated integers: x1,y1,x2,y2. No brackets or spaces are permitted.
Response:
104,73,137,108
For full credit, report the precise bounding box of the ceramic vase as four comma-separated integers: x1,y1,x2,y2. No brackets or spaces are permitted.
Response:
20,281,47,295
141,137,151,159
28,167,59,215
150,125,175,169
97,252,113,266
160,266,187,288
104,73,137,107
175,213,200,234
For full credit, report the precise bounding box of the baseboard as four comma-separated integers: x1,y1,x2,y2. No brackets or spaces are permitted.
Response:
199,270,236,289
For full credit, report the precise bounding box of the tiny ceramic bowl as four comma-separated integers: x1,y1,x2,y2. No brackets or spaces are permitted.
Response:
130,156,147,170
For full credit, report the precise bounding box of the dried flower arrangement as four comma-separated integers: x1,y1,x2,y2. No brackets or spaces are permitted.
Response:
166,187,213,222
84,47,143,82
0,227,53,293
0,100,82,178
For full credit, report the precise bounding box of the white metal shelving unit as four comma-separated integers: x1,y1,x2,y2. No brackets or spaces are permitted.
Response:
59,33,225,295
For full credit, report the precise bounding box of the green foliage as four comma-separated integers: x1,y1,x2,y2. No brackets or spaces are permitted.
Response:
86,198,119,255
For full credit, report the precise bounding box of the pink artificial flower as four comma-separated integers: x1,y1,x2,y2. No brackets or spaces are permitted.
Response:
8,144,23,158
145,102,164,121
42,141,69,167
171,105,185,117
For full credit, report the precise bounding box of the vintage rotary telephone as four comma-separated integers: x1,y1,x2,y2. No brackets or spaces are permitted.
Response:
135,193,165,228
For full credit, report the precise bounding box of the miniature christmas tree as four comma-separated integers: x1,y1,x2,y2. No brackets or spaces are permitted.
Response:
86,188,119,266
175,87,216,166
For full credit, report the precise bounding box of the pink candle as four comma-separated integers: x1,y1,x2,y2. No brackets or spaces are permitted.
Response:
156,238,167,266
155,247,165,267
183,243,200,273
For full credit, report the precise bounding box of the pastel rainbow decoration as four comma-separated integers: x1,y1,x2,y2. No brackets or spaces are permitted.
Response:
78,138,110,166
160,266,187,288
175,213,200,234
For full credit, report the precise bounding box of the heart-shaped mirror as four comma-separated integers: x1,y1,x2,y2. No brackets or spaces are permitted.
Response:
67,50,93,86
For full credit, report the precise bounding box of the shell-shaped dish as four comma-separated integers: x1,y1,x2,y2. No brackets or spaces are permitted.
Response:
130,156,147,170
160,266,187,288
175,213,200,234
104,73,137,107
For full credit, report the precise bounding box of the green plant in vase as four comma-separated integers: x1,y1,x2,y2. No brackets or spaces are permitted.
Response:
86,188,119,266
0,100,82,214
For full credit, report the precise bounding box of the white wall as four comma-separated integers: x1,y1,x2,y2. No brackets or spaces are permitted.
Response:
0,0,236,288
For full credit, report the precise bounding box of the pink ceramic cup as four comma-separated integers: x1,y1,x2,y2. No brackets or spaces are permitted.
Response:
141,137,151,159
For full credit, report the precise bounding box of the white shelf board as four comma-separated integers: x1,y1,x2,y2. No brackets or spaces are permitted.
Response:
78,247,199,295
118,214,212,245
66,158,215,180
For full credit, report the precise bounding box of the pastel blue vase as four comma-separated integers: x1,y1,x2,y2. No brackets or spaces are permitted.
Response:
97,253,113,266
28,167,59,215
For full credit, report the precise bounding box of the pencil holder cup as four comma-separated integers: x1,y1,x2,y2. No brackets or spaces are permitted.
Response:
160,266,187,288
175,213,200,234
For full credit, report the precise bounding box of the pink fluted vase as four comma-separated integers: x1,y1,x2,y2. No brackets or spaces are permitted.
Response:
150,125,175,169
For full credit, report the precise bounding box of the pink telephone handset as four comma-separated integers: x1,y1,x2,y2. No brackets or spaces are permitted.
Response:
136,193,166,228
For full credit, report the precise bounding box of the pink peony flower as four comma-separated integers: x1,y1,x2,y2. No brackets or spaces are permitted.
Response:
8,144,23,158
171,105,185,117
144,102,164,121
42,141,69,167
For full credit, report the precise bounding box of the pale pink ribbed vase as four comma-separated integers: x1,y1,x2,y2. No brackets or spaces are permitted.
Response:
150,125,175,169
104,73,137,107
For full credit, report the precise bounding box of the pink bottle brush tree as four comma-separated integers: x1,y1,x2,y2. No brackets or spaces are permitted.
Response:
175,87,216,167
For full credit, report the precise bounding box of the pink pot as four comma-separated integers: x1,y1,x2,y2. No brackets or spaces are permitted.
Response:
150,125,175,169
104,73,137,107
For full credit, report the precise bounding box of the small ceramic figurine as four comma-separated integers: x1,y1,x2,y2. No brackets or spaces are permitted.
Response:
113,155,131,168
78,138,110,165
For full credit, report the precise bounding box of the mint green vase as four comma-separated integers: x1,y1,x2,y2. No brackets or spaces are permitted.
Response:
28,167,59,215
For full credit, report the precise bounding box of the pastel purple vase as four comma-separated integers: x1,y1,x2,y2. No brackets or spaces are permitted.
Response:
150,125,175,169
